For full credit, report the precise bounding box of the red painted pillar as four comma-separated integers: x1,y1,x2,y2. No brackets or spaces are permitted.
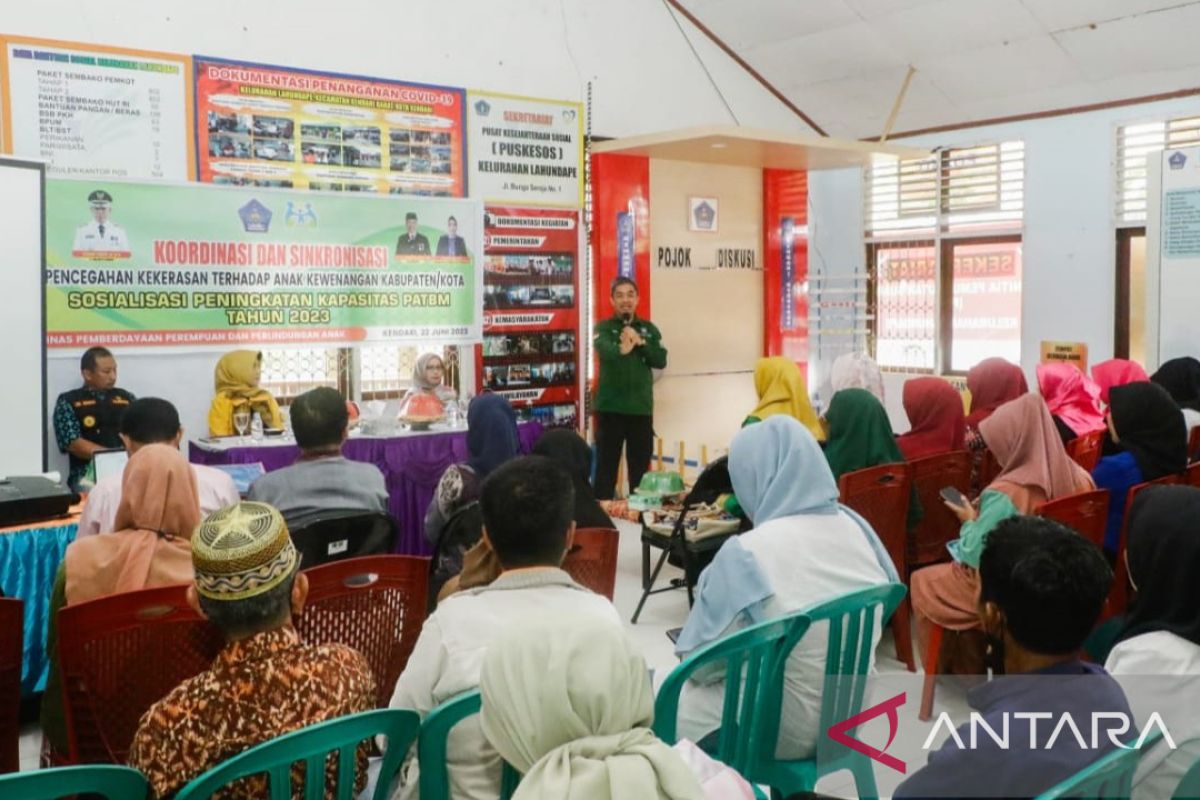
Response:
762,168,809,371
591,153,651,320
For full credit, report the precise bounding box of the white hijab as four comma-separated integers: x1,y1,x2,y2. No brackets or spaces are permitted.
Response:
479,616,705,800
830,352,885,403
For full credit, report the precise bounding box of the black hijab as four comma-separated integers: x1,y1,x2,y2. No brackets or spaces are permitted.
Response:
532,429,614,530
1151,356,1200,412
1108,382,1187,480
1118,485,1200,647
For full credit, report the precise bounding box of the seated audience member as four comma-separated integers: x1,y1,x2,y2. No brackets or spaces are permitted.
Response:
388,456,622,800
963,357,1028,489
744,356,823,441
207,349,283,437
1150,355,1200,434
424,393,519,546
823,387,921,530
1036,362,1107,445
672,416,896,758
896,377,966,460
829,351,885,403
895,516,1129,799
42,444,201,755
1092,358,1149,406
1092,382,1186,553
911,394,1094,673
403,352,458,405
53,345,135,492
480,616,714,800
78,397,238,537
441,428,614,599
128,502,375,799
247,387,387,531
1105,486,1200,800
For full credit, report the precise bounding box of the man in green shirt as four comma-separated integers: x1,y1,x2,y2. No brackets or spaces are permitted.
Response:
593,277,667,500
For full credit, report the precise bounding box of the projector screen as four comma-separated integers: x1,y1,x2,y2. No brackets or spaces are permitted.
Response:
0,159,46,476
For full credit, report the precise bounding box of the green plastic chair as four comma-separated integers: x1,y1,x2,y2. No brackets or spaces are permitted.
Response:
1035,730,1164,799
0,765,148,799
418,690,519,800
1176,750,1200,799
655,582,907,800
174,708,419,800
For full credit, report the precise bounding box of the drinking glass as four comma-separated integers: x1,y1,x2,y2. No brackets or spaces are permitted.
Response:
233,408,251,444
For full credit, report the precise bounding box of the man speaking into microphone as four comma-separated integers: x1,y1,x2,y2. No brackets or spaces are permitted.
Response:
593,277,667,500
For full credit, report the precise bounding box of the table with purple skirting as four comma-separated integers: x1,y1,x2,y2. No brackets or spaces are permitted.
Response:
188,421,543,555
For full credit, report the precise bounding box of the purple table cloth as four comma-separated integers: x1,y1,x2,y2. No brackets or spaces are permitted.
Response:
189,422,543,555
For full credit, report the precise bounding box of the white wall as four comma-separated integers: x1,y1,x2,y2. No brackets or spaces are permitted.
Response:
808,94,1200,430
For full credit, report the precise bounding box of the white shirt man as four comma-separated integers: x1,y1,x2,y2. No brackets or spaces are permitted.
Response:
78,464,239,537
72,219,130,255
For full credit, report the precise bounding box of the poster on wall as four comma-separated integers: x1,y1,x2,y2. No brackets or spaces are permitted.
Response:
194,57,466,196
0,35,194,180
467,91,583,208
44,178,481,351
478,206,580,429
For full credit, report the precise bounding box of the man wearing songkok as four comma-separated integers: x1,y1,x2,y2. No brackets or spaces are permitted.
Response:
128,502,375,799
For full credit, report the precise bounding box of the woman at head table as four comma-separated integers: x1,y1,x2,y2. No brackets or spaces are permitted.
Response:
405,352,458,405
207,350,283,437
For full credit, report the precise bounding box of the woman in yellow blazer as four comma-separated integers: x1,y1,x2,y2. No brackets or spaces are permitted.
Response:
207,350,283,436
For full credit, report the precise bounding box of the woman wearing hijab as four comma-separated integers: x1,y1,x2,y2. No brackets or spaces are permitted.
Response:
743,356,823,441
1105,486,1200,800
405,352,458,406
673,415,896,758
424,393,521,546
41,444,202,754
896,377,965,460
480,616,710,800
1092,382,1187,552
963,357,1028,492
207,350,283,436
1151,356,1200,433
1092,358,1149,406
1035,362,1107,445
910,394,1094,670
830,352,885,403
823,388,921,530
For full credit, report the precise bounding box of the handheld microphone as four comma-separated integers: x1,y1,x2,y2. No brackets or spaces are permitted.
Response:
621,312,633,325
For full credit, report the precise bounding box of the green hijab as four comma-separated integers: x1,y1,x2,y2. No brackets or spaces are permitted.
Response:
823,388,921,530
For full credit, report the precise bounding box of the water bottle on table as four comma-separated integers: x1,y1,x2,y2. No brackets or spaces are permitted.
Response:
250,412,264,442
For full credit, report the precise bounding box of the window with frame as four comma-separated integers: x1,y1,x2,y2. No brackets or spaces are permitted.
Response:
865,140,1024,373
1116,116,1200,226
260,343,459,402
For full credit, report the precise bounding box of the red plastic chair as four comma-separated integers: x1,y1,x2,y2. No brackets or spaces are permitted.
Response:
977,450,1002,495
1189,426,1200,463
1035,490,1111,550
561,528,620,600
296,555,430,708
58,584,224,764
907,451,971,570
0,598,22,774
838,463,915,671
1066,430,1105,473
1110,476,1180,619
1185,462,1200,488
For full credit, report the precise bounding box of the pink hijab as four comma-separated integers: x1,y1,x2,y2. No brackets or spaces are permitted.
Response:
978,393,1095,513
64,444,200,606
1035,363,1107,437
1091,359,1148,405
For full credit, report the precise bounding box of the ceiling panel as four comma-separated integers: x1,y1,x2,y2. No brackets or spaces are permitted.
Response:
748,21,907,84
1054,3,1200,81
681,0,860,50
1017,0,1192,32
866,0,1046,61
841,0,942,19
916,36,1087,104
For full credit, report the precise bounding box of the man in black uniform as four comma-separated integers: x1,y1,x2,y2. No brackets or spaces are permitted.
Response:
395,211,431,256
53,346,135,492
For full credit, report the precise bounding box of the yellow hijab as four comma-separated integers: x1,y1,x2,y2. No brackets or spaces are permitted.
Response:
749,356,823,441
210,350,282,433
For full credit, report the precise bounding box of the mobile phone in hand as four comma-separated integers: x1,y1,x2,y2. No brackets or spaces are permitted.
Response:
939,486,967,507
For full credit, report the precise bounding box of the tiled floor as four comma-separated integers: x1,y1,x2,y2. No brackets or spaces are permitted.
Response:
17,519,974,797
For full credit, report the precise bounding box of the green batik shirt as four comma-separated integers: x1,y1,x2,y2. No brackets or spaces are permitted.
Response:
593,315,667,416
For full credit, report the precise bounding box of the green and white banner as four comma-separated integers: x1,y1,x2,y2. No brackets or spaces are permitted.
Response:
45,178,481,351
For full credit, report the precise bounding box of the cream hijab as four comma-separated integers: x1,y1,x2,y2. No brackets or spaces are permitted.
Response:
480,616,705,800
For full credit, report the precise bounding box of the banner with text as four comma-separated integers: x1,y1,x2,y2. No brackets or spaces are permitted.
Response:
468,91,583,207
195,57,465,196
0,35,194,179
45,178,481,351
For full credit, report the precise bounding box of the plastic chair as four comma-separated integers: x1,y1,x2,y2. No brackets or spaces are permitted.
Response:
655,583,906,800
296,555,430,709
0,764,148,799
978,449,1002,494
1111,476,1181,618
174,708,420,800
290,511,399,570
1036,490,1111,550
1185,462,1200,489
1035,730,1162,799
1066,430,1105,473
839,464,915,671
418,690,519,800
0,598,22,774
1189,426,1200,463
57,583,224,764
1175,750,1200,798
907,451,971,569
561,527,620,600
